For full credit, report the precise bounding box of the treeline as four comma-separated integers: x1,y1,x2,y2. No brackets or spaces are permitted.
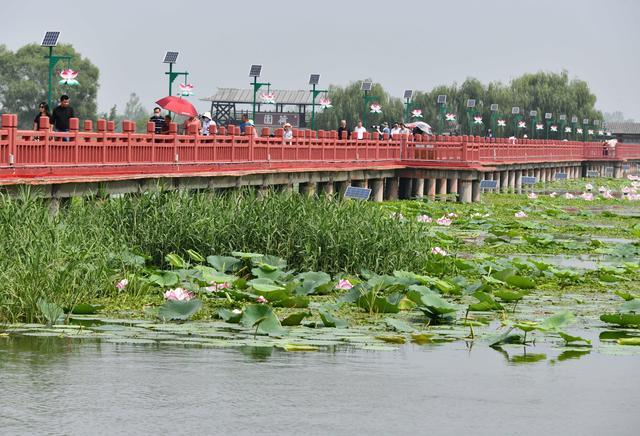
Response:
314,71,603,137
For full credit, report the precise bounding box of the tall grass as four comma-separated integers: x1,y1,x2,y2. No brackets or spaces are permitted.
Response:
0,189,433,322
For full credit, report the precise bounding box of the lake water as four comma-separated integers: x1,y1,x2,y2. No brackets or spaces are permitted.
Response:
1,336,638,436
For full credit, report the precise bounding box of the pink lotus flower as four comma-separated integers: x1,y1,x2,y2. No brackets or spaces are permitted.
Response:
564,193,575,199
336,279,353,290
622,186,631,195
256,296,268,304
416,214,432,223
164,287,194,301
436,216,452,226
585,183,593,191
580,192,594,201
527,192,538,199
431,247,448,256
602,190,614,199
549,192,558,198
115,279,128,291
598,186,607,193
205,282,230,293
627,175,639,181
514,211,527,218
447,212,458,218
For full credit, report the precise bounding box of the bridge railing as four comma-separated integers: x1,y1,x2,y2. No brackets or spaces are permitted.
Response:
1,114,639,174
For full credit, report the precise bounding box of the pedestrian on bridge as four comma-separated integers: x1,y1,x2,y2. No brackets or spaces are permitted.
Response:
150,107,164,134
354,121,367,140
50,95,74,141
201,112,215,136
33,102,51,130
338,119,351,140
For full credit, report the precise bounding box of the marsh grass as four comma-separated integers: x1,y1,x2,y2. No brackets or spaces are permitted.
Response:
0,189,433,322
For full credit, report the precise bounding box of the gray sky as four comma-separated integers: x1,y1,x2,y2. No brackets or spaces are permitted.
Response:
2,0,639,119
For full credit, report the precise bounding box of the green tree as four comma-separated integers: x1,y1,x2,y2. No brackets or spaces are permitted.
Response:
0,43,99,129
123,92,149,131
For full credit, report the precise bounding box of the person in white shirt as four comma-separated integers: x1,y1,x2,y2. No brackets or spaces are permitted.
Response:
201,112,215,136
283,123,293,139
354,121,367,140
390,122,401,137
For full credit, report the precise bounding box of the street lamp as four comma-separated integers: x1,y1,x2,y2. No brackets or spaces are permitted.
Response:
466,99,476,135
559,114,567,140
42,31,72,110
512,106,521,137
249,64,270,121
361,81,373,130
544,112,553,139
529,110,538,139
164,51,188,97
437,95,447,134
571,116,578,140
309,74,327,131
403,90,413,122
582,118,589,141
489,104,499,137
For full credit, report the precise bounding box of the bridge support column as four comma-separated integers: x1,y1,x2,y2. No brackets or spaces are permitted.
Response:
413,178,425,199
336,181,349,197
614,163,623,179
448,177,458,201
472,180,481,202
361,179,369,189
427,178,436,200
437,178,447,201
500,171,509,192
515,170,522,194
459,180,472,203
399,178,412,199
534,168,541,182
257,185,270,199
385,177,399,201
493,172,501,189
371,179,384,202
299,182,317,197
541,168,548,183
508,170,516,192
322,181,335,197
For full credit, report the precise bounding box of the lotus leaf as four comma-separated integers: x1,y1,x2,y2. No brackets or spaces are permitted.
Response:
295,271,331,295
247,278,285,292
541,311,575,331
158,299,202,321
614,290,639,301
557,331,591,346
505,275,536,289
318,310,348,328
383,317,415,333
36,299,64,325
375,335,406,344
617,338,640,346
619,299,640,314
600,313,640,327
165,253,187,268
494,289,526,302
231,251,264,260
194,266,237,284
241,304,284,336
281,312,311,326
218,308,243,323
280,344,319,352
148,271,180,287
468,291,504,312
206,255,241,272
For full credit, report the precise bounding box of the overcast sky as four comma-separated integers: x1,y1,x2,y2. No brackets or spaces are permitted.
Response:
1,0,639,119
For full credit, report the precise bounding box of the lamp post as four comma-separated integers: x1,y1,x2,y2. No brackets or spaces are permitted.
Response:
361,81,373,130
437,95,447,134
490,104,498,137
466,99,476,135
558,114,567,140
309,74,327,132
403,90,413,122
594,119,601,141
163,52,189,117
529,110,538,139
583,118,589,142
544,112,553,139
42,32,72,110
571,116,578,140
512,107,521,138
249,65,270,121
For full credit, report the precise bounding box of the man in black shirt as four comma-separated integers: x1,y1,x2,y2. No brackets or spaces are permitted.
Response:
337,119,351,140
149,107,164,134
50,95,74,132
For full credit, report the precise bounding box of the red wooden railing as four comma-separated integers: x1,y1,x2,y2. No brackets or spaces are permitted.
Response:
1,114,639,179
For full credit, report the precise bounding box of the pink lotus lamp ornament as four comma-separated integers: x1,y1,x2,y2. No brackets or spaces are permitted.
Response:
411,109,423,118
550,125,558,132
445,113,456,122
598,130,604,135
370,103,382,114
319,97,332,109
577,128,583,134
59,69,79,86
588,129,594,135
517,120,526,129
473,116,483,124
178,83,194,96
260,92,275,104
565,126,572,133
535,123,544,130
497,119,506,127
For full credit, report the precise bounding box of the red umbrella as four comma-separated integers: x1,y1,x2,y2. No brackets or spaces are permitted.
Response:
155,96,198,117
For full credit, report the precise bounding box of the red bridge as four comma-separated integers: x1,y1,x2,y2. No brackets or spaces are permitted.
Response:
1,114,639,203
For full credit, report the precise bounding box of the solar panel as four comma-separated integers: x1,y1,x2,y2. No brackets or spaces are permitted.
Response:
583,118,589,124
511,107,520,115
586,170,599,178
529,110,538,117
555,172,567,180
490,104,499,111
466,99,476,108
571,116,578,123
361,81,372,92
559,114,567,121
344,185,371,200
544,113,552,119
309,74,320,85
403,90,413,100
249,64,262,77
42,31,60,47
437,95,447,104
480,180,498,190
163,51,179,63
594,120,600,126
521,176,537,185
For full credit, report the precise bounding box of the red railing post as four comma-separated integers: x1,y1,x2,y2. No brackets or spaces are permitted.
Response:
97,119,107,164
247,126,254,161
39,116,51,165
2,114,18,166
69,117,79,164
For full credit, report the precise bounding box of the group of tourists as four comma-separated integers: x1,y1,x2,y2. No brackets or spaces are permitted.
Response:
338,119,416,140
33,95,75,133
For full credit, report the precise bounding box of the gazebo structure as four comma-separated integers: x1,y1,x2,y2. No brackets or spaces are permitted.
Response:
200,88,320,130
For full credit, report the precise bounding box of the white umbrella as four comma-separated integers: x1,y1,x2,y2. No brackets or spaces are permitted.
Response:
405,121,432,134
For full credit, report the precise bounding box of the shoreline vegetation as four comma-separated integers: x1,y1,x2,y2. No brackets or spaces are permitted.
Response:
1,177,639,355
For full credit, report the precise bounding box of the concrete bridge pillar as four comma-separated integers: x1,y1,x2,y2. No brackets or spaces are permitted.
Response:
361,179,369,189
437,178,448,201
371,179,384,202
515,170,523,194
322,181,335,197
299,182,317,197
472,180,481,202
500,171,509,192
534,168,541,182
336,180,349,197
485,172,493,180
493,172,501,189
281,184,294,193
413,178,425,199
614,163,623,179
459,180,472,203
427,178,436,200
508,170,516,192
399,178,412,199
448,177,458,201
385,177,399,201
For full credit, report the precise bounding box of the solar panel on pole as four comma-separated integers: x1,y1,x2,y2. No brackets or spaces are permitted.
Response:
163,51,179,64
42,31,60,47
309,74,320,85
571,116,578,123
511,107,520,115
437,95,446,104
490,104,498,111
466,99,476,108
361,81,372,91
403,90,413,99
559,114,567,121
249,64,262,77
545,113,553,119
529,110,538,117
